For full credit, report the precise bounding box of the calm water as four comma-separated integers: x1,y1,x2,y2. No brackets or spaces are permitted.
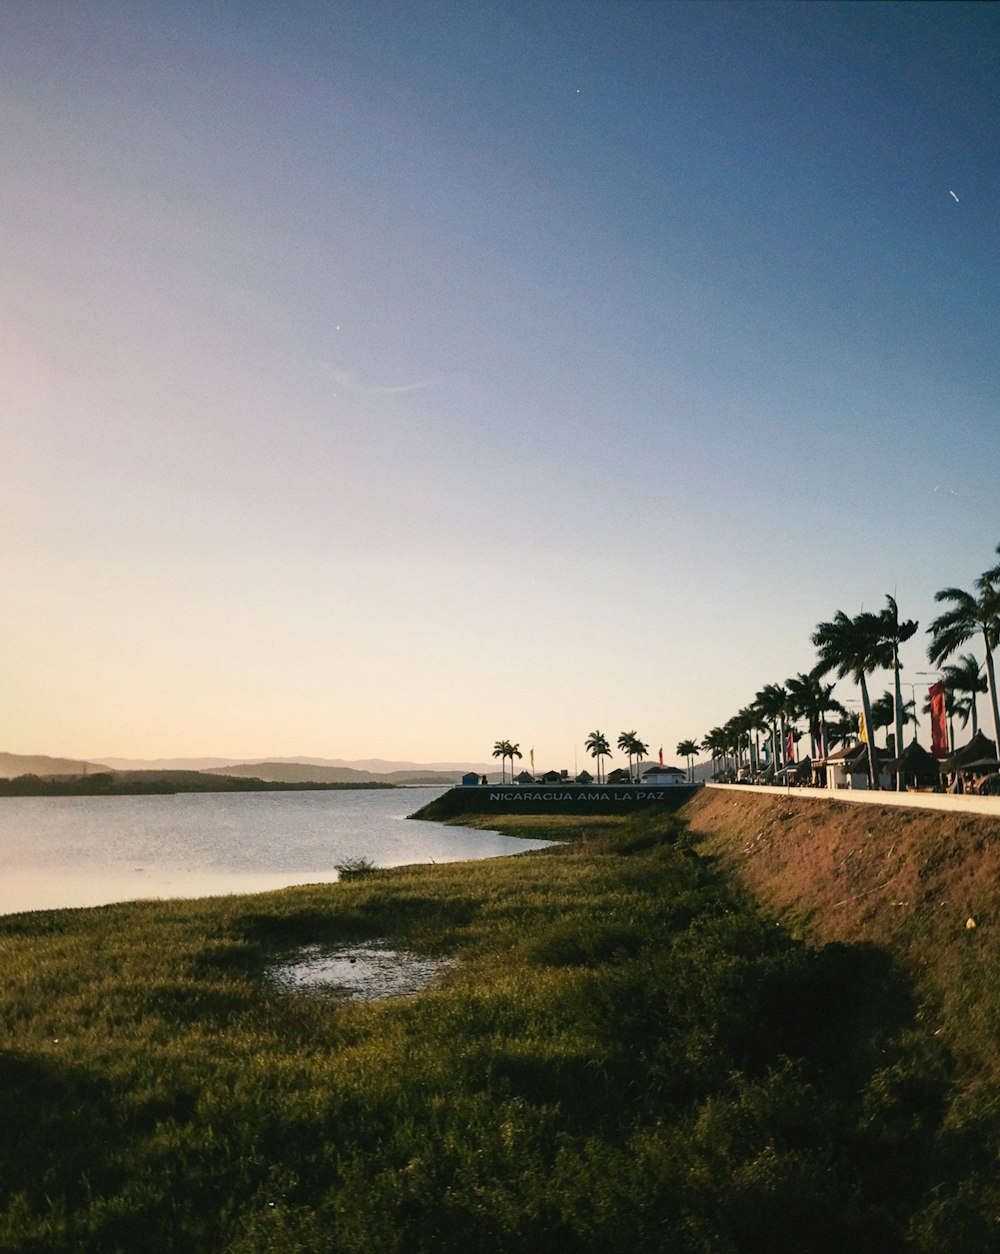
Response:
0,787,550,916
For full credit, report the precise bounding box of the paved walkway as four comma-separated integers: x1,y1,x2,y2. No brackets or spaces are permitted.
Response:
707,781,1000,819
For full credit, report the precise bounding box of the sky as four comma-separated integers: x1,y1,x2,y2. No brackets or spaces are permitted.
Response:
3,0,999,768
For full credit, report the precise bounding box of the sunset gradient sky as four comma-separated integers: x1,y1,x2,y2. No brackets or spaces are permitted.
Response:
4,1,999,768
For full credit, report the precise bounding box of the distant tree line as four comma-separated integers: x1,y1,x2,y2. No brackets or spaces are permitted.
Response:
0,774,396,797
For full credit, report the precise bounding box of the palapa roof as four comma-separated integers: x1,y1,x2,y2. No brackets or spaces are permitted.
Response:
880,739,941,779
944,730,999,772
820,741,865,764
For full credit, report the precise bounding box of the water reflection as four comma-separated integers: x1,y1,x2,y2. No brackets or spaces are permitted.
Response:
0,788,553,915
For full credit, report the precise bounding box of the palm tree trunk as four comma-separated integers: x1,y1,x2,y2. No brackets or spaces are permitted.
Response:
984,635,1000,758
860,676,880,789
893,650,905,791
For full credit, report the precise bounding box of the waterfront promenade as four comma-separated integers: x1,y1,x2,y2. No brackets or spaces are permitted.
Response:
707,781,1000,819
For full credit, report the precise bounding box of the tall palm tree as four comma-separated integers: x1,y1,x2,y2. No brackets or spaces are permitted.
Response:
824,711,859,751
740,705,769,774
812,609,890,788
585,730,612,784
492,739,513,784
676,738,700,784
927,547,1000,755
940,652,987,737
617,731,637,783
508,742,523,780
701,727,727,779
879,595,918,787
870,690,915,746
723,713,750,775
754,683,789,772
786,671,846,760
630,736,649,781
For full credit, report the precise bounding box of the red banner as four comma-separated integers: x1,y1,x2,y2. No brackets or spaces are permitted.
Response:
929,681,948,758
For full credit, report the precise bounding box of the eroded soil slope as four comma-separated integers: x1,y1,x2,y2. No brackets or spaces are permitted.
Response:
685,787,1000,1077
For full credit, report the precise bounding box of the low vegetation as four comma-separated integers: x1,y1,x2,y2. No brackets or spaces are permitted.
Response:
0,805,996,1250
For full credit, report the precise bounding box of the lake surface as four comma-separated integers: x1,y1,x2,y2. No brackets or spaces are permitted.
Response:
0,787,551,916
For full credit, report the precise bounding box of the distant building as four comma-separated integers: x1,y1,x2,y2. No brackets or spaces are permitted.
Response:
575,769,594,784
819,742,890,790
461,772,481,787
514,771,535,784
641,764,687,785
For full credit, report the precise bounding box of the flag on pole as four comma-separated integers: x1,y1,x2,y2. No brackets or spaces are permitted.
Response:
785,729,795,763
530,748,535,773
929,682,948,758
858,709,868,744
659,746,663,766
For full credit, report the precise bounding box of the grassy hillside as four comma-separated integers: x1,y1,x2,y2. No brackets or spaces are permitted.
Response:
0,805,994,1250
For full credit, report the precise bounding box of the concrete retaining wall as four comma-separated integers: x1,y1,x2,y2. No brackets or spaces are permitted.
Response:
707,782,1000,818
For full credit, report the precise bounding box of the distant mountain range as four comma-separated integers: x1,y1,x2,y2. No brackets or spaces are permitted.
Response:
1,752,711,787
0,752,492,785
98,755,494,774
0,752,111,779
199,762,473,786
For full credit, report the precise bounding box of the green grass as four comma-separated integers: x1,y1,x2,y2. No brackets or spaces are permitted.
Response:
0,810,985,1251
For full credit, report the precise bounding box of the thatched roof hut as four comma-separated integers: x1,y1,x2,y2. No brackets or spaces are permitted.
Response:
879,739,941,787
944,731,999,773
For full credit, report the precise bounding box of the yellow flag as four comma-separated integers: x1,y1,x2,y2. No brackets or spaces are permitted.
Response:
530,748,535,772
858,709,868,744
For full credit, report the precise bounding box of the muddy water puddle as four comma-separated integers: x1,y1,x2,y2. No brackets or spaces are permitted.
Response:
269,941,454,1001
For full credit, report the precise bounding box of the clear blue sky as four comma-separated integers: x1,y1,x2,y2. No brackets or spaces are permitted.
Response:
3,1,998,766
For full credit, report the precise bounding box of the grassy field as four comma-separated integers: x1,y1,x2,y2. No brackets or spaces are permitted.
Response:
0,807,992,1251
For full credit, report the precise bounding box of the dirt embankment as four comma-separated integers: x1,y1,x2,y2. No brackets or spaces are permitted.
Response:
684,787,1000,985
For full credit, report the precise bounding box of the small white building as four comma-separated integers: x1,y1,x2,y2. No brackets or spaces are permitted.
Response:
641,764,688,786
821,743,890,790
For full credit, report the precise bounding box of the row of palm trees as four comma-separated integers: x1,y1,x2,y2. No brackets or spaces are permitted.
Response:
581,730,651,784
493,730,656,785
700,544,1000,789
491,739,522,784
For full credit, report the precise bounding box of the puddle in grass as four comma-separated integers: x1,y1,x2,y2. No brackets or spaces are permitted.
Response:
269,941,454,1001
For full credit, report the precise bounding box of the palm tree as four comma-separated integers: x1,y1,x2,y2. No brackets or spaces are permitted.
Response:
879,595,918,787
927,547,1000,755
723,713,750,776
701,728,726,778
870,690,916,748
940,652,987,737
786,671,846,760
617,731,637,783
492,739,513,784
740,705,769,774
630,736,649,781
508,742,523,780
676,738,700,784
812,609,890,788
824,710,859,751
585,730,612,784
754,683,789,772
